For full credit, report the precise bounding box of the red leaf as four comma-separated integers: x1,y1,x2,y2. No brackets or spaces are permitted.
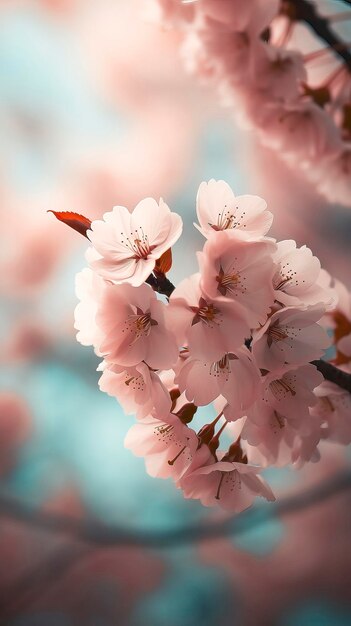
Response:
155,248,172,275
48,211,92,238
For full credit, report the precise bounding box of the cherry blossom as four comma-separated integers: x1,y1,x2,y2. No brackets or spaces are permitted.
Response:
240,365,323,466
195,179,273,240
199,231,276,328
66,180,351,512
87,197,182,286
247,365,323,430
0,393,32,476
150,1,351,205
168,273,249,361
315,147,351,207
197,0,279,36
176,346,260,412
241,414,322,468
252,305,330,371
272,241,335,309
98,361,171,420
311,378,351,446
75,279,178,369
326,278,351,365
251,44,306,103
74,268,106,353
181,29,252,84
252,100,341,165
145,0,196,28
124,413,199,480
180,459,275,512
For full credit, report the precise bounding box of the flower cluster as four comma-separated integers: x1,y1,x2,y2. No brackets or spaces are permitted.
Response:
70,178,351,513
147,0,351,206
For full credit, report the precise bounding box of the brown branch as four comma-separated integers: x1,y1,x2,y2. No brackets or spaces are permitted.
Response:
283,0,351,70
0,471,350,549
311,359,351,392
146,272,175,298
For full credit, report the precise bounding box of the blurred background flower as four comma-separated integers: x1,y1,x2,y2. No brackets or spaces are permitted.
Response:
0,1,350,625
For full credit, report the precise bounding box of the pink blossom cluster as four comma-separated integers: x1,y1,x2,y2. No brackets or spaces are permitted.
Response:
74,179,351,513
147,0,351,206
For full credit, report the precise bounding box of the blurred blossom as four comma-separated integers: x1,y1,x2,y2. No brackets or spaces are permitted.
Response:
0,393,32,476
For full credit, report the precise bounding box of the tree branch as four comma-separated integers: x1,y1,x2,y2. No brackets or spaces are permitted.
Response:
311,359,351,392
285,0,351,70
146,273,175,298
0,471,350,549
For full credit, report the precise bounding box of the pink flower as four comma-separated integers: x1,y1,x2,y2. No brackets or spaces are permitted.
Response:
180,459,275,512
199,230,276,328
272,240,335,309
252,305,330,371
176,346,261,412
195,179,273,240
146,0,196,28
253,100,340,163
310,378,351,445
325,278,351,363
182,29,252,84
98,283,179,369
74,268,106,354
251,43,306,102
242,414,321,468
224,364,323,422
248,365,323,429
98,361,171,420
87,197,182,286
0,393,32,476
124,413,199,480
241,365,323,466
315,147,351,206
197,0,279,36
168,273,249,361
75,278,178,369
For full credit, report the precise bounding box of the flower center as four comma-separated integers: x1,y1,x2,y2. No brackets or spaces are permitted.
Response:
190,297,221,326
269,378,296,399
126,308,158,345
124,373,145,392
273,261,304,292
267,323,289,346
210,209,235,231
216,265,242,297
209,354,231,380
209,202,248,232
155,423,174,439
215,469,241,500
120,226,156,259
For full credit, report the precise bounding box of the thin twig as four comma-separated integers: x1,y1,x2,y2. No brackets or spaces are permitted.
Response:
311,359,351,393
0,471,350,549
284,0,351,69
